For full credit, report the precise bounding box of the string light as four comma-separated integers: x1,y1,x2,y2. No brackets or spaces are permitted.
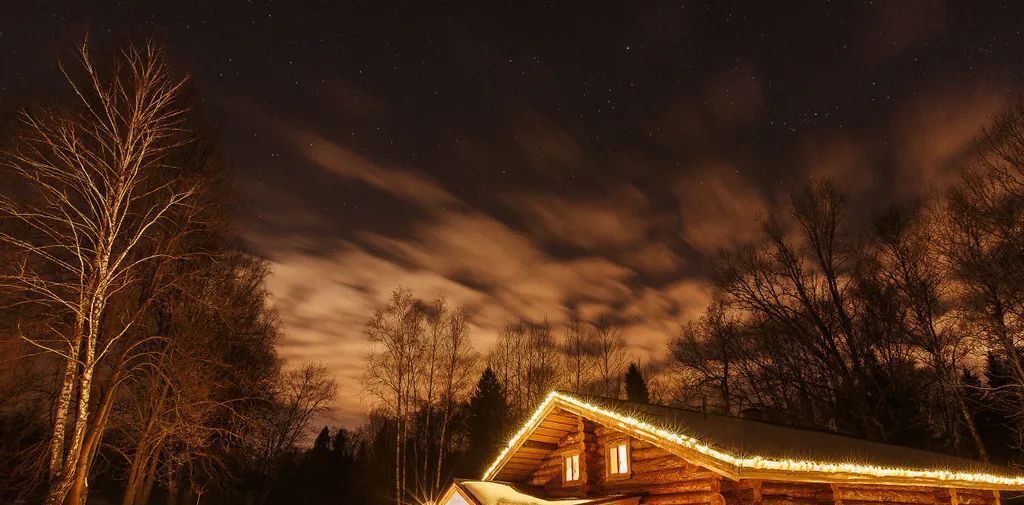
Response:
482,391,1024,489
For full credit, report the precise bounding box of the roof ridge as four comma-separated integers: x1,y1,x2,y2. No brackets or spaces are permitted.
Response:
564,391,969,457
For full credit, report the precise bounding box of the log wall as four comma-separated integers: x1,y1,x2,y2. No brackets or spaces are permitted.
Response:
524,419,726,505
516,410,1003,505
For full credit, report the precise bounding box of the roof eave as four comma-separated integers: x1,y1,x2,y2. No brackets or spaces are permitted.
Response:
483,392,1024,491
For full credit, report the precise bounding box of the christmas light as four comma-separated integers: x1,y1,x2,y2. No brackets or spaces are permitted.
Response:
482,391,1024,489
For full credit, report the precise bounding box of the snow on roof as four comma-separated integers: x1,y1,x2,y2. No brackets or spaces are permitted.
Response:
457,480,610,505
579,394,1008,476
484,391,1024,489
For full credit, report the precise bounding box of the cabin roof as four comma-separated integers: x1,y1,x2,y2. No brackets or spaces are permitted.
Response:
484,391,1024,490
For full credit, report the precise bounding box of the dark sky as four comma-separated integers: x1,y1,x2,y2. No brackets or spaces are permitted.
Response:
3,1,1024,426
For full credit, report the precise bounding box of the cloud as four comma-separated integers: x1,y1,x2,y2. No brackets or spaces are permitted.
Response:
295,129,462,209
796,132,876,194
890,82,1009,193
675,164,769,254
511,186,652,249
365,210,637,320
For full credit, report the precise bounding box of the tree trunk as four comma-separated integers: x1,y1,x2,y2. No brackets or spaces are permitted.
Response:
954,382,989,461
138,447,161,505
68,363,125,505
434,404,450,494
49,332,81,483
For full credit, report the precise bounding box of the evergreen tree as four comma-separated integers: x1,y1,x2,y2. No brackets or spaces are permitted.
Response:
624,363,649,403
313,426,331,454
464,367,509,474
332,427,356,463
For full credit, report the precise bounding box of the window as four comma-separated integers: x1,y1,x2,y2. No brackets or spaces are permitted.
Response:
563,453,581,483
443,492,470,505
608,442,630,476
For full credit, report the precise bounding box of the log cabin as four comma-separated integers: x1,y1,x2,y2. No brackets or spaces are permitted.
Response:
439,391,1024,505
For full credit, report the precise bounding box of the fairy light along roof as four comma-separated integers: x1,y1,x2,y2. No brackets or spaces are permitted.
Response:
482,391,1024,490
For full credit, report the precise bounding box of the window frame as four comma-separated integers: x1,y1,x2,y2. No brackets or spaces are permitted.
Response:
606,439,632,480
563,452,582,485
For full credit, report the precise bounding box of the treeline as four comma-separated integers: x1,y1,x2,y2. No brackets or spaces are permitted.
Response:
275,288,660,505
0,42,336,504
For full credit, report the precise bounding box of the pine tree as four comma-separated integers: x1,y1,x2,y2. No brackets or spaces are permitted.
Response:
624,363,649,403
313,426,331,454
464,367,509,474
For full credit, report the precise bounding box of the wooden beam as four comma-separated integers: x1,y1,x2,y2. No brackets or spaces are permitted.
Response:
522,439,557,451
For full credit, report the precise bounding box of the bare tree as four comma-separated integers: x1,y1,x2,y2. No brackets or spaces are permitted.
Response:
561,319,596,394
670,300,742,415
872,204,987,460
940,104,1024,447
591,316,627,398
432,306,476,497
250,364,337,505
117,251,280,505
362,287,424,505
525,320,559,407
489,321,529,417
0,41,199,505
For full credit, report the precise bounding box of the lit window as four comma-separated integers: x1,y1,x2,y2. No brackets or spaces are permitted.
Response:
564,453,580,482
608,442,629,475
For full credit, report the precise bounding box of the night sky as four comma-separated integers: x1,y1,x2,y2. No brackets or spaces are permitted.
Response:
3,1,1024,426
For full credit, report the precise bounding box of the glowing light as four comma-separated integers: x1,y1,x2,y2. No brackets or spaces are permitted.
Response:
482,391,1024,489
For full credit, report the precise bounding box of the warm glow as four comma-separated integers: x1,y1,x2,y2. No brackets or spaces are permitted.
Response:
482,391,1024,489
609,442,629,475
564,453,580,482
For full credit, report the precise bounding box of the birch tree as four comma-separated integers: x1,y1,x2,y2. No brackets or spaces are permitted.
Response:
561,319,596,394
591,316,627,398
0,41,197,505
362,287,424,505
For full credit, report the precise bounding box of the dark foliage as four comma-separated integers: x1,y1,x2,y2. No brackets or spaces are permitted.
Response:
624,363,650,404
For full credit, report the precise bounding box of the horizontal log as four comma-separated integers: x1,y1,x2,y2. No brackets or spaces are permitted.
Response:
526,465,557,475
839,484,940,493
834,487,939,504
534,426,571,438
643,491,720,505
502,462,538,470
561,432,583,444
630,438,655,450
641,466,720,483
529,434,561,444
630,455,689,474
647,478,722,495
643,489,716,501
956,494,992,505
631,446,673,461
760,483,826,498
533,458,560,470
522,440,558,452
840,501,939,505
762,498,819,505
540,418,578,430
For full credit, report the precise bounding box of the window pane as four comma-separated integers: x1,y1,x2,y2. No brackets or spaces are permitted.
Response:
617,444,628,473
609,445,618,474
565,454,580,481
445,493,470,505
